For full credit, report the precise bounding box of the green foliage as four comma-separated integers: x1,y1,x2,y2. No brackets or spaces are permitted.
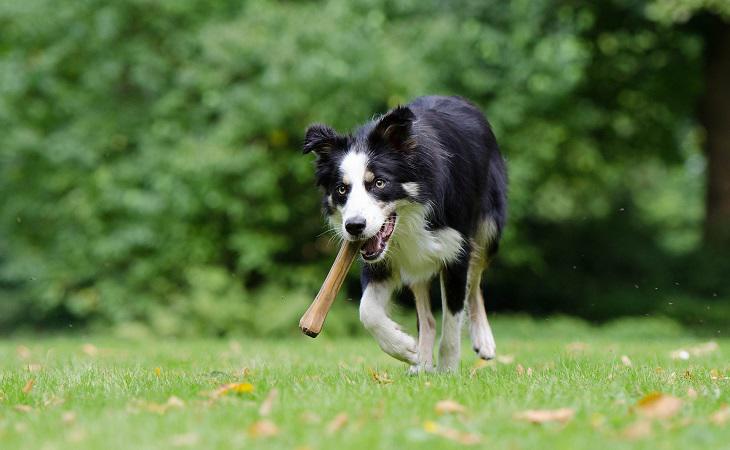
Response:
0,0,724,335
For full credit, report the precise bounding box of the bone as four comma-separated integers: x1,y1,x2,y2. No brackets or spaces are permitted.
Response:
299,240,361,337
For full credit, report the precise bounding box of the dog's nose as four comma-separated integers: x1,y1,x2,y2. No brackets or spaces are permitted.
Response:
345,217,366,236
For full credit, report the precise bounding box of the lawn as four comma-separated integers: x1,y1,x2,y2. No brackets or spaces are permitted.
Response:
0,316,728,450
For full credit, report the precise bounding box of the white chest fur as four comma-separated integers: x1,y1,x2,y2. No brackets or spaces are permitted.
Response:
388,203,464,284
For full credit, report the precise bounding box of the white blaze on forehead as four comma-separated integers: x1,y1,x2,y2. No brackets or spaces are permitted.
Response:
338,150,388,239
340,151,369,185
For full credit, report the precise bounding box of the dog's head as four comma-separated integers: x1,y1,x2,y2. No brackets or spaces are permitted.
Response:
303,106,420,263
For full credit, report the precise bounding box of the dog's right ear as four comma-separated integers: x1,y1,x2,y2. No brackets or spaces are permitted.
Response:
303,124,345,155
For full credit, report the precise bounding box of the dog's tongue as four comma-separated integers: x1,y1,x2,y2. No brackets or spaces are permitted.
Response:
362,235,382,255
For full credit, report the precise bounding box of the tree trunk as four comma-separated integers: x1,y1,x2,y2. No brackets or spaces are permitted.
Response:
702,19,730,247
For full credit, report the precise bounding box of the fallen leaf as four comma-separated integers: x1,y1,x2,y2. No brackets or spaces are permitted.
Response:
22,379,35,394
300,411,321,424
710,405,730,426
259,389,278,417
81,344,98,356
16,345,31,360
326,412,349,434
62,411,76,424
166,396,185,408
132,396,185,414
622,420,652,440
248,420,278,438
566,342,589,352
621,355,632,367
516,364,525,376
670,341,719,360
526,367,533,377
27,364,42,373
435,400,466,415
496,354,515,364
15,404,33,413
687,388,698,400
214,382,254,397
423,420,481,445
636,392,682,419
470,359,493,376
514,408,575,424
369,369,393,384
171,432,199,447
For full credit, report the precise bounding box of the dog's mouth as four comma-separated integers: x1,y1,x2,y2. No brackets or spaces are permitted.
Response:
360,213,397,261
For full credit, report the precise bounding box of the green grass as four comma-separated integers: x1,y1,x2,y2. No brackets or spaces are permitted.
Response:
1,316,729,449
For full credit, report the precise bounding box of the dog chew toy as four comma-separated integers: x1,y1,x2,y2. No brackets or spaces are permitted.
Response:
299,240,361,337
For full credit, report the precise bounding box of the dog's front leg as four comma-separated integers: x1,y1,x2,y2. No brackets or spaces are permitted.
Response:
359,280,417,365
408,281,436,374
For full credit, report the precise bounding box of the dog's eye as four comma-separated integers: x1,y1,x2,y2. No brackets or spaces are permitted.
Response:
375,179,386,189
337,185,347,196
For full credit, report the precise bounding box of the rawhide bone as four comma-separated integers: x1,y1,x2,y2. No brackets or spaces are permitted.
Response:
299,240,361,337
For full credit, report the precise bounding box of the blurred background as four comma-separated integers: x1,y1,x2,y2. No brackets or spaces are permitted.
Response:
1,0,729,337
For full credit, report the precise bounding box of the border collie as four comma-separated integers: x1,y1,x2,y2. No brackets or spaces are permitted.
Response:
303,96,507,372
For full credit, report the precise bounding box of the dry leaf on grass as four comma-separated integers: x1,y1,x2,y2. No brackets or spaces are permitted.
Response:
259,388,278,417
27,364,42,373
670,341,719,360
423,421,481,445
171,432,199,447
300,411,321,424
81,344,98,356
497,354,515,364
687,388,698,400
622,420,652,440
22,379,35,394
635,392,682,419
710,405,730,426
214,382,254,397
131,396,185,414
470,359,493,376
514,408,575,424
15,404,33,413
326,413,349,434
248,419,278,438
435,400,466,415
62,411,76,424
566,342,589,352
621,355,632,367
369,369,393,384
16,345,31,360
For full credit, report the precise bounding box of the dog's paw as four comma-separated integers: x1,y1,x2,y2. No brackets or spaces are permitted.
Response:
470,322,496,361
407,363,434,376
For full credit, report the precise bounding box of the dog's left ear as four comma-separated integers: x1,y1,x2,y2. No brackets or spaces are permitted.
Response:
369,106,416,151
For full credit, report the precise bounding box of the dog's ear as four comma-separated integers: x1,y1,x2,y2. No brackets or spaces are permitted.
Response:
303,124,345,155
369,106,416,152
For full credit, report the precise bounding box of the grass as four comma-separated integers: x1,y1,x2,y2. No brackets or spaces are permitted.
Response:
0,315,729,450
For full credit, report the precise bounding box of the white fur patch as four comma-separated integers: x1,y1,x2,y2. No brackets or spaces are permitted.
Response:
359,281,417,364
338,151,391,239
402,182,420,197
388,202,464,284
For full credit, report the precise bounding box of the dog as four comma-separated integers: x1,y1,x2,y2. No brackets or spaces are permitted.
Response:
303,95,507,372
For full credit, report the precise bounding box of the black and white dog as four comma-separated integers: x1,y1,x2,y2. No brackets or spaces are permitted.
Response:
303,96,507,372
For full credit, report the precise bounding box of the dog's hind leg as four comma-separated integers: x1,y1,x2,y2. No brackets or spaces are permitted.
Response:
467,222,498,360
438,254,469,372
359,280,417,365
408,280,436,374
